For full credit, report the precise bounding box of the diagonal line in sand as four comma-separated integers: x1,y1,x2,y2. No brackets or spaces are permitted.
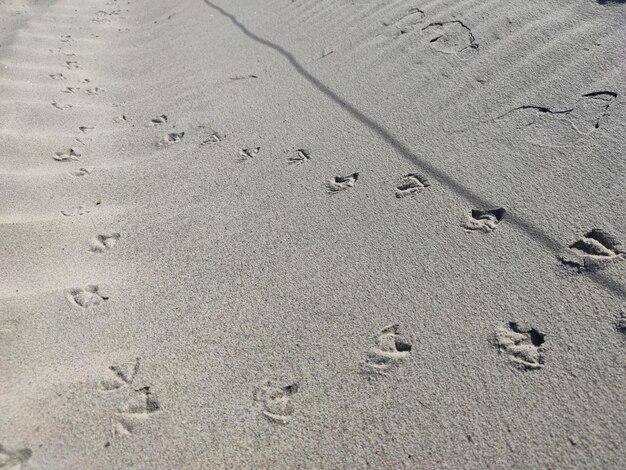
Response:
200,0,626,300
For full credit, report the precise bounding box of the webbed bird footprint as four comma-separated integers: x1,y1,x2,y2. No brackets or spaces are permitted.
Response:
286,149,310,165
88,233,120,253
61,205,89,216
494,322,545,370
147,115,167,126
110,417,133,437
69,167,93,177
362,324,412,375
101,358,140,391
559,229,625,272
53,148,81,161
66,285,108,308
395,173,429,198
327,173,359,193
118,387,160,415
201,133,222,145
85,86,105,95
158,132,184,146
239,147,260,160
51,102,72,110
462,208,505,233
99,359,160,440
109,388,160,438
253,380,299,424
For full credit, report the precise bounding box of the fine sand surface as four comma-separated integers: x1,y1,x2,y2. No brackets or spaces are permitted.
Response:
1,0,626,468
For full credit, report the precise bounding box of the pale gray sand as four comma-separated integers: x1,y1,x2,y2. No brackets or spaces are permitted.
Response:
1,0,625,468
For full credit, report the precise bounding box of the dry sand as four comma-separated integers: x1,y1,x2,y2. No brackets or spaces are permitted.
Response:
1,0,626,468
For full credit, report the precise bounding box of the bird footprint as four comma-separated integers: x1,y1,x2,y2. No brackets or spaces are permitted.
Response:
327,173,359,193
362,324,412,375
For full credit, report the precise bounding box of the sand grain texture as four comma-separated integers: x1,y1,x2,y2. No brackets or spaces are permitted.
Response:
1,0,625,468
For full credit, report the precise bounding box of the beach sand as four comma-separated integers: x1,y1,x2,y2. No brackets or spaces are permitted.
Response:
1,0,625,468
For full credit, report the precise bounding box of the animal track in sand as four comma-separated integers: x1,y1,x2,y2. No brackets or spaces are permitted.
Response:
110,417,134,437
422,21,478,54
85,87,105,95
383,7,425,37
327,173,359,193
51,101,72,110
559,229,625,272
200,133,222,145
113,115,127,124
462,208,505,233
79,78,91,84
494,322,545,370
89,233,120,253
239,147,260,160
101,358,140,391
148,115,167,126
158,132,184,146
395,173,430,198
49,73,66,80
253,380,299,424
118,387,160,415
286,149,310,165
79,126,94,133
53,148,81,161
65,60,79,69
0,443,32,469
68,167,93,177
362,324,412,375
61,205,90,216
109,387,160,438
59,34,72,43
63,86,79,93
67,285,108,308
99,359,160,440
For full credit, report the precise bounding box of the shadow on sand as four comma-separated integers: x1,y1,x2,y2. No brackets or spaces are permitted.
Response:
201,0,625,300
